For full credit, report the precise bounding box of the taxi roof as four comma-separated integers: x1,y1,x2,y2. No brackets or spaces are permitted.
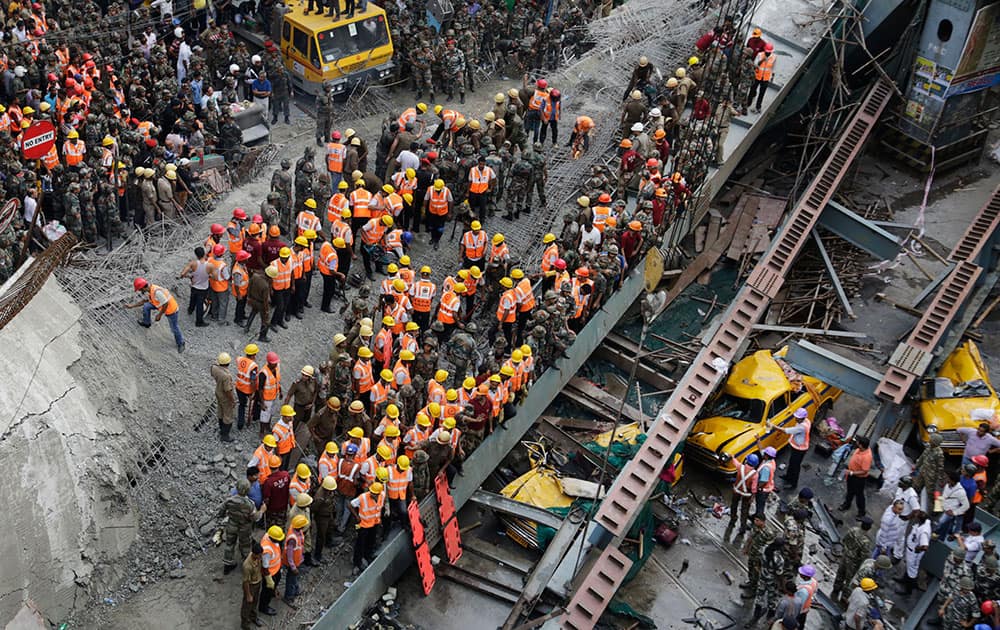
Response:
937,340,993,389
722,349,790,401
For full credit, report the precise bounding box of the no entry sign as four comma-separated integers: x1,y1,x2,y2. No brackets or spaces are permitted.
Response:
21,121,56,160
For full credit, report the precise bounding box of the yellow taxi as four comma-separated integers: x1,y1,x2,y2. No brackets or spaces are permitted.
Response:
685,348,841,473
916,340,1000,454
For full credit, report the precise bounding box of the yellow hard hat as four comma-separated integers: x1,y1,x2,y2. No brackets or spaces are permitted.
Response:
511,349,523,362
399,255,411,266
521,344,532,356
279,247,291,258
333,237,346,247
420,265,432,274
262,434,278,448
265,266,279,278
383,315,395,326
436,430,452,444
386,424,401,437
387,263,399,274
245,343,259,355
675,67,686,78
458,270,469,280
435,369,448,383
494,92,505,103
405,167,416,178
508,88,519,98
295,236,308,247
492,233,505,244
295,493,313,507
377,444,392,459
325,441,339,454
339,181,350,190
380,368,393,382
453,282,467,293
469,266,482,279
397,455,411,470
443,417,456,429
295,463,311,478
341,208,352,218
455,117,466,128
102,136,114,146
500,277,513,288
358,346,373,358
417,102,428,113
352,169,363,180
304,229,317,240
484,112,496,122
301,365,315,377
434,179,445,190
305,198,317,209
428,402,442,417
860,578,877,592
280,404,296,417
490,374,502,383
434,105,443,115
543,233,556,243
370,482,384,494
400,349,415,361
471,220,482,230
349,427,365,438
446,388,458,401
165,171,177,180
350,400,365,412
382,184,394,194
500,365,515,377
417,413,432,427
345,128,356,138
381,215,394,227
463,377,476,389
291,514,309,529
359,325,374,336
67,130,79,139
387,404,400,418
577,195,590,207
327,396,342,409
688,56,700,66
403,193,413,204
267,525,285,541
376,467,389,482
510,268,524,280
393,278,406,292
322,475,338,490
217,352,231,365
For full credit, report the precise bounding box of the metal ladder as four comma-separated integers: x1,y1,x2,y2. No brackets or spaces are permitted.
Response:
559,77,895,630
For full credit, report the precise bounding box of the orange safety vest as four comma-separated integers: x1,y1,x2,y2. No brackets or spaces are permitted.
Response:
392,172,417,196
284,527,304,567
462,230,487,260
404,427,431,458
540,243,559,272
237,357,259,395
733,461,758,497
427,188,450,216
441,109,458,128
378,436,400,461
392,360,411,388
360,218,387,245
497,289,517,323
428,381,445,405
387,296,410,333
288,474,309,507
528,88,548,111
253,445,273,483
332,219,353,247
63,139,85,165
337,459,359,496
485,386,505,418
384,229,403,250
570,279,592,319
209,258,229,292
326,142,346,172
318,451,339,479
374,327,393,363
758,460,776,493
488,243,509,264
262,365,281,401
410,279,436,312
357,491,385,528
41,145,60,171
515,278,535,312
387,466,411,500
469,166,493,194
327,194,349,224
273,419,295,455
974,469,988,503
227,221,244,254
341,437,371,464
148,284,179,315
360,455,383,484
231,263,249,299
798,578,818,612
318,241,338,275
353,359,374,393
592,205,611,232
273,257,292,290
261,535,282,576
397,107,418,128
301,244,314,273
296,211,321,236
465,275,479,296
438,291,460,324
290,249,304,280
755,53,775,81
351,189,372,218
788,418,810,451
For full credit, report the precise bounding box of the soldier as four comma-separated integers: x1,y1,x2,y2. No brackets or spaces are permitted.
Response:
412,44,435,101
505,106,527,152
315,86,334,146
914,433,947,498
458,26,478,94
294,162,316,222
411,449,433,500
782,508,808,581
220,479,265,574
941,577,979,629
443,39,466,104
97,180,124,236
527,142,547,211
449,322,477,381
219,113,245,166
930,547,975,625
62,181,83,239
848,554,893,597
270,63,292,126
271,160,294,226
505,151,532,220
750,537,786,625
832,516,873,599
414,338,440,384
740,512,774,599
976,555,1000,602
78,173,99,242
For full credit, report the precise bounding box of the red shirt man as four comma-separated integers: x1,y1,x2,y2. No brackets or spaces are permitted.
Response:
261,466,290,514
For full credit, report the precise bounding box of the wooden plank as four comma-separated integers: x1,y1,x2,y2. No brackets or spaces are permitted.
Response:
726,196,761,261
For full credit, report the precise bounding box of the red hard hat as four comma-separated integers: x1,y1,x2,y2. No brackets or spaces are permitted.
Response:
266,351,279,364
426,151,438,160
210,223,225,235
236,250,251,262
973,455,990,467
46,72,57,83
554,258,566,270
82,53,93,61
85,60,96,69
212,244,225,257
536,78,548,89
764,42,774,52
31,2,41,9
550,89,560,98
144,138,157,147
252,214,264,224
576,267,590,277
74,85,84,95
599,193,612,203
983,601,995,615
65,78,76,88
331,131,341,140
232,207,247,220
646,158,658,168
133,277,148,291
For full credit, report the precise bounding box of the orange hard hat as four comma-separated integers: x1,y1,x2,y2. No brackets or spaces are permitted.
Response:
268,225,280,237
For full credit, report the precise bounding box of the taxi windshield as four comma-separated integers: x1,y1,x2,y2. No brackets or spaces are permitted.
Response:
705,394,765,423
318,16,389,62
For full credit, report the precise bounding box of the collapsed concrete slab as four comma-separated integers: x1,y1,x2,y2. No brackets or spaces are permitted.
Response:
0,273,137,627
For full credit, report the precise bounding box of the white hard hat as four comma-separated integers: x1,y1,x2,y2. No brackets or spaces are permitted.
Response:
649,108,661,117
252,55,262,64
174,27,184,38
630,122,644,132
229,64,240,74
13,66,25,77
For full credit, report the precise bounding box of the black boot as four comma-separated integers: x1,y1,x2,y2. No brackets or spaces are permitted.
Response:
459,92,465,104
258,330,270,342
220,420,234,442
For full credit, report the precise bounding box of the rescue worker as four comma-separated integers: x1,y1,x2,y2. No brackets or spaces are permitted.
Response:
747,43,776,113
126,277,185,353
220,479,265,574
258,525,285,616
312,475,338,561
727,453,758,539
241,542,264,629
283,514,309,603
423,178,453,249
213,352,237,442
236,344,261,431
246,266,275,342
769,407,810,489
257,352,282,436
350,481,386,574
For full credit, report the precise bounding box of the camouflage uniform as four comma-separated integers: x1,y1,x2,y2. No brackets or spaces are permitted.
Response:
939,549,974,605
505,153,532,219
330,355,353,403
412,46,435,100
527,145,547,209
412,450,433,499
97,181,123,237
443,44,466,103
62,184,83,238
944,579,979,629
315,89,334,146
913,433,946,496
741,521,774,593
414,346,440,383
753,541,785,612
782,511,807,580
975,555,1000,602
218,481,259,569
833,525,872,597
849,556,892,593
458,28,478,92
449,328,477,383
